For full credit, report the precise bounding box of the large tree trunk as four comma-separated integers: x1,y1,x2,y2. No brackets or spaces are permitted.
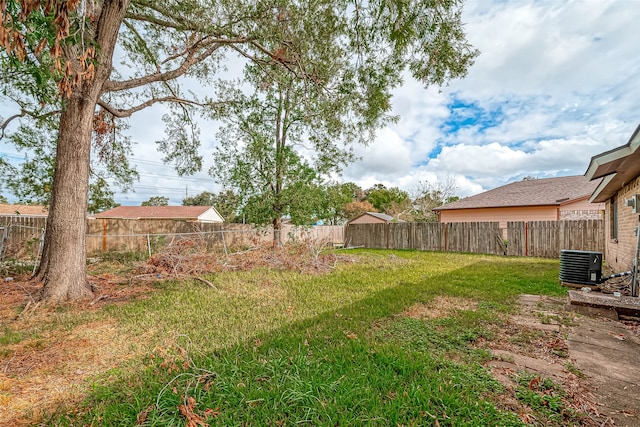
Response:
35,96,96,302
34,0,129,303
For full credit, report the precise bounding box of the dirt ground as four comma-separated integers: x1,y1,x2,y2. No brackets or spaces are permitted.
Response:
402,294,640,426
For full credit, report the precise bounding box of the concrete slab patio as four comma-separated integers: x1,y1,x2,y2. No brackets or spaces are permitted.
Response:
488,294,640,426
568,290,640,318
567,314,640,426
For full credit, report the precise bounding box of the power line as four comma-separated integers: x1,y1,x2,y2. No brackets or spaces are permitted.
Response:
93,168,214,183
1,153,26,161
2,152,210,169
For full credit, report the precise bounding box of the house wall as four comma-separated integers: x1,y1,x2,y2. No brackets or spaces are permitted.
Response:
437,205,558,230
349,214,387,225
604,176,640,272
0,204,48,216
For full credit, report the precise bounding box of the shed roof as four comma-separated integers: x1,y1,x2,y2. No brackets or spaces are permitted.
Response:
434,175,601,211
584,123,640,202
94,205,215,220
0,204,48,216
349,212,405,223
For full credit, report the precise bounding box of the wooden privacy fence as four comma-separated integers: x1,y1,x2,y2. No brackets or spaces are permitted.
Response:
1,215,603,260
506,220,604,257
346,222,505,255
346,219,604,258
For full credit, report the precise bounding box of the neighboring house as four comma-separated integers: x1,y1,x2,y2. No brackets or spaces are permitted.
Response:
348,212,405,224
585,124,640,273
0,204,48,216
93,206,224,223
433,175,604,231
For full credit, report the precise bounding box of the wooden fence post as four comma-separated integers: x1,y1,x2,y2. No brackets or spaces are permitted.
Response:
386,223,390,250
444,223,448,252
410,222,415,250
102,219,107,252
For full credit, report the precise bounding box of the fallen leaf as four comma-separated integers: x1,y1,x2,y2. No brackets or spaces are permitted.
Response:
528,376,541,390
136,405,154,425
178,396,209,427
203,407,220,418
608,332,626,341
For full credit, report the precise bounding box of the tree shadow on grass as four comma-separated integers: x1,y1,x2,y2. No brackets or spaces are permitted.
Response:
48,254,563,426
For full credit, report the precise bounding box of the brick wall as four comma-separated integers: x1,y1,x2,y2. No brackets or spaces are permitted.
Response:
605,176,640,272
559,209,604,220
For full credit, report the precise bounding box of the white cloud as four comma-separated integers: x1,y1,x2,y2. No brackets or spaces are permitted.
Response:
343,0,640,198
345,128,412,179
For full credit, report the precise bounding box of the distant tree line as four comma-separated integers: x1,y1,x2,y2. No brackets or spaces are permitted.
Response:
138,178,459,227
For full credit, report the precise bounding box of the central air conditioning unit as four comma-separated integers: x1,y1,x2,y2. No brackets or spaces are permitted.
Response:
559,250,602,286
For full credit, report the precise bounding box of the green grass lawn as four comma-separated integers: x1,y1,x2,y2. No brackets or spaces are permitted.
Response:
44,250,570,426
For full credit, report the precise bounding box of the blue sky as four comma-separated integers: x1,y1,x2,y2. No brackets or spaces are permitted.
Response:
2,0,640,205
345,0,640,198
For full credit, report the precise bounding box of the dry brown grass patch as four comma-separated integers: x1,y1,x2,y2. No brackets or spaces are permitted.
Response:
401,296,478,319
0,275,153,427
0,317,139,426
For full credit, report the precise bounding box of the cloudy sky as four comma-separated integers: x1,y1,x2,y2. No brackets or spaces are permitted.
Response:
2,0,640,205
346,0,640,197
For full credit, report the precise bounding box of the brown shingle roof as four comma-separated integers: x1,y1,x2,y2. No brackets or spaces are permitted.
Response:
94,206,213,219
434,175,601,211
0,204,48,216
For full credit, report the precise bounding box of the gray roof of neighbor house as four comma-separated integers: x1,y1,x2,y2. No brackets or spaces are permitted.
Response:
350,212,406,223
434,175,601,211
94,205,214,219
585,123,640,203
0,204,48,216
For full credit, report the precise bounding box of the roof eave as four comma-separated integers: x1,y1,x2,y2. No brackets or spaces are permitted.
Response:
585,124,640,202
558,194,602,206
585,123,640,180
589,174,616,203
435,202,562,211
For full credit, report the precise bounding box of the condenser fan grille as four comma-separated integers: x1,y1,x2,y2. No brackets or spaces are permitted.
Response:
559,250,602,285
